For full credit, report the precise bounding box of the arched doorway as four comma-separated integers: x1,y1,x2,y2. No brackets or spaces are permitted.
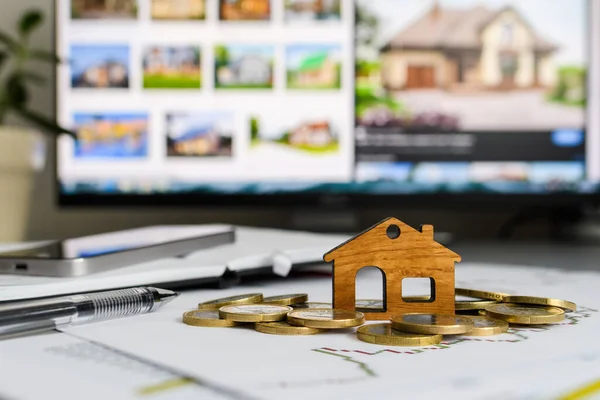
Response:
355,266,387,313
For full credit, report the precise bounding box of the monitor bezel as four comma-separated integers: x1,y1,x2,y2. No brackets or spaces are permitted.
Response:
54,0,598,209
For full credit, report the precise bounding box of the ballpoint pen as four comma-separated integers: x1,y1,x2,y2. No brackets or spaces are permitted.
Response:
0,287,179,339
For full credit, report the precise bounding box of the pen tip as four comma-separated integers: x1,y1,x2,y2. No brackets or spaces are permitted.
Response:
151,287,179,305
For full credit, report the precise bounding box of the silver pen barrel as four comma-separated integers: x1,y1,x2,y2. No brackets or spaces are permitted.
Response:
71,287,157,324
0,287,178,339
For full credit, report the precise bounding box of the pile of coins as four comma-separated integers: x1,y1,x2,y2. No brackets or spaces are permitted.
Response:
181,289,577,347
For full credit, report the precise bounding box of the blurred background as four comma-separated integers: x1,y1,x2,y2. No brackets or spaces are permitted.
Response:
1,0,598,241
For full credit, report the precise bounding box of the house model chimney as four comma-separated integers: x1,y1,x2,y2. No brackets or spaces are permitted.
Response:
421,224,434,238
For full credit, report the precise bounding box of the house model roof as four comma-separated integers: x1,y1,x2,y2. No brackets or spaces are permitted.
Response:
381,4,558,53
323,217,461,262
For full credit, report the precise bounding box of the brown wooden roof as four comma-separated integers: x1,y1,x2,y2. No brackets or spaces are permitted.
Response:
381,5,558,53
323,217,461,262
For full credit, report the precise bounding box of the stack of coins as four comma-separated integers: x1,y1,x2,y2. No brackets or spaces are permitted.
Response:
182,289,576,347
183,292,364,335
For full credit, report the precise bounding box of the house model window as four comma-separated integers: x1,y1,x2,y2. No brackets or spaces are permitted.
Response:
323,217,461,320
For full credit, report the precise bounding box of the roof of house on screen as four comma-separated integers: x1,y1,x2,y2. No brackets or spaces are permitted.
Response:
171,126,215,142
382,3,558,52
168,112,233,142
298,52,329,71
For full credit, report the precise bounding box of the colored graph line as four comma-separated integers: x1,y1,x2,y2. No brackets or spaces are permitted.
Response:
309,306,597,385
137,378,195,396
558,378,600,400
313,348,377,377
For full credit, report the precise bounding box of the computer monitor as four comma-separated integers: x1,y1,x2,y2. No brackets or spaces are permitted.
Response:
55,0,596,207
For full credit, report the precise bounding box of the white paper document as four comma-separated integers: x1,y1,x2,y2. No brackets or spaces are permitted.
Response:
0,227,348,301
43,263,600,400
0,332,245,400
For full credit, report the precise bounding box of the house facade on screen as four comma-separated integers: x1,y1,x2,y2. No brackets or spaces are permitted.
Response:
323,217,461,320
380,3,558,91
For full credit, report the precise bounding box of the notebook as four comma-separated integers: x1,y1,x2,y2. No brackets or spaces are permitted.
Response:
0,226,349,302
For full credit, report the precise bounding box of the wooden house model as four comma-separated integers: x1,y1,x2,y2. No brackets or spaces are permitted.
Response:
323,217,461,320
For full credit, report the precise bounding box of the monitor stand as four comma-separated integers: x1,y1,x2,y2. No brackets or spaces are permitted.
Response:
290,209,360,234
289,209,455,245
496,204,600,243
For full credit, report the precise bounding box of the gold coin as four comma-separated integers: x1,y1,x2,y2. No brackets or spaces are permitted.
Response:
484,303,565,325
357,323,442,347
455,288,508,301
262,293,309,306
291,302,332,309
219,304,292,322
287,309,365,329
391,313,474,335
182,310,240,327
198,293,263,310
503,295,576,313
455,299,498,311
462,316,509,336
255,321,323,335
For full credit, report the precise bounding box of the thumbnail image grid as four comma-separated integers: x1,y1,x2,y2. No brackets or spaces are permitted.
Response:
214,44,274,89
286,43,342,89
151,0,206,20
250,113,340,155
65,0,350,170
219,0,271,21
72,112,149,158
70,44,130,88
143,45,202,89
71,0,138,19
166,112,234,157
284,0,341,21
355,161,585,187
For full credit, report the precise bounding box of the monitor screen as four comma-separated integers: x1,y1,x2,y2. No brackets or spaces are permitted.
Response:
56,0,595,200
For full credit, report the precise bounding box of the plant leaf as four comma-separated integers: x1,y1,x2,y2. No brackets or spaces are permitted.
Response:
19,10,44,37
6,74,28,106
29,49,59,63
0,51,7,68
0,30,19,52
13,107,77,138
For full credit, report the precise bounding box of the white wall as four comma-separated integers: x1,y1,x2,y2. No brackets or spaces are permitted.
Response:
0,0,282,239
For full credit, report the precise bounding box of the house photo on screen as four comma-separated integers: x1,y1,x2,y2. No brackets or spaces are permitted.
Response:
70,44,130,88
249,112,340,156
166,112,234,157
355,0,586,132
72,112,149,158
219,0,271,21
151,0,206,20
286,44,342,89
284,0,341,21
142,46,201,89
215,44,274,89
70,0,138,19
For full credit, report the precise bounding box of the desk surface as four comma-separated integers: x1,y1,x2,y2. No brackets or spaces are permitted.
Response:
0,261,595,400
1,241,599,400
454,240,600,271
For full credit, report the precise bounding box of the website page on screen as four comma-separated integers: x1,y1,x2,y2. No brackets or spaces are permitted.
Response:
56,0,594,196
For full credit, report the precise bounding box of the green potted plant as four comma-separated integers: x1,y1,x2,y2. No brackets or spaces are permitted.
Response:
0,10,75,241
